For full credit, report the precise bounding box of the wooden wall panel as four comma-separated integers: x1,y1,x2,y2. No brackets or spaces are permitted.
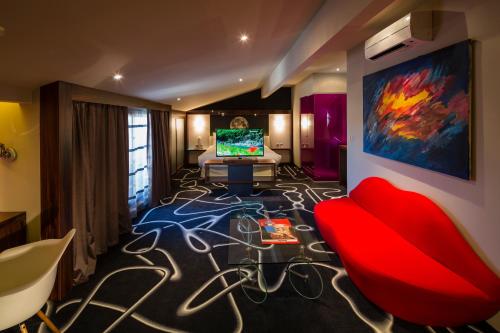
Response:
40,81,73,300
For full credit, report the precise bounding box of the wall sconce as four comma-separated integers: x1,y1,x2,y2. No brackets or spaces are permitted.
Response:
301,115,311,129
274,114,285,133
0,143,17,161
194,115,205,134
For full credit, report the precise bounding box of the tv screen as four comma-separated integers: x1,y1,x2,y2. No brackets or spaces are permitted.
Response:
216,128,264,157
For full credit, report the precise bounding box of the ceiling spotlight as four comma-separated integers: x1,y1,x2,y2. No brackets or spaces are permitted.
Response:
239,34,249,43
336,68,340,72
113,73,123,81
177,97,182,101
238,78,243,82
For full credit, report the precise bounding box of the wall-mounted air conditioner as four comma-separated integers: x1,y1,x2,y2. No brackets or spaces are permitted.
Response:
365,11,432,61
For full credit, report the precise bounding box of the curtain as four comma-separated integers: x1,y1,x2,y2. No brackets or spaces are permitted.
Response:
150,110,172,205
72,101,130,284
128,109,151,218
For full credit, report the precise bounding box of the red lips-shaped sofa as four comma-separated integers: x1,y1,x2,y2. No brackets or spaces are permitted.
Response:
314,177,500,326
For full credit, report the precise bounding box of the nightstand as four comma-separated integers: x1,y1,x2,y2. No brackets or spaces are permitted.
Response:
187,149,207,165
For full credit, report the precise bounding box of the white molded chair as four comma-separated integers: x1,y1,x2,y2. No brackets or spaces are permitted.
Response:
0,229,76,332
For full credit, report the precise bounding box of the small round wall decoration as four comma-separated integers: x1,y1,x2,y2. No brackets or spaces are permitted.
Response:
230,116,249,129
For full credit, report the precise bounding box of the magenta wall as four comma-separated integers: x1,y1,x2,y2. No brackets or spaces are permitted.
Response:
300,93,347,180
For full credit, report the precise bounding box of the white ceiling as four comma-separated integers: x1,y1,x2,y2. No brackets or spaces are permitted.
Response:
0,0,325,110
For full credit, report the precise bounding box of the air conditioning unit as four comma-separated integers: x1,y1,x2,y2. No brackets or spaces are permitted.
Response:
365,11,432,61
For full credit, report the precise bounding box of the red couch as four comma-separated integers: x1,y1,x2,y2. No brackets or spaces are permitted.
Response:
314,177,500,326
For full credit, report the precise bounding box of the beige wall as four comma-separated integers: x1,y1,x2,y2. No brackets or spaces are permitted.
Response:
0,96,41,242
347,1,500,326
292,73,347,166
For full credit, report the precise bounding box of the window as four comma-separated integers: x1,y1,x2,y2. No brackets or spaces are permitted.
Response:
128,109,150,218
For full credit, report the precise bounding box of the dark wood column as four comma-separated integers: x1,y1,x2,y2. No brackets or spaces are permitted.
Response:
40,81,74,300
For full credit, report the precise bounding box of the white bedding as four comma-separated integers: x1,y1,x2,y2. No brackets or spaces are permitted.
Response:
199,145,282,178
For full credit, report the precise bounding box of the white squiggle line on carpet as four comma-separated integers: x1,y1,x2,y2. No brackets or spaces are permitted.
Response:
305,188,322,203
122,228,161,254
57,299,187,333
294,224,314,232
207,253,243,333
57,266,170,333
467,325,484,333
308,241,336,254
135,248,182,281
175,268,250,316
314,262,394,333
213,242,240,248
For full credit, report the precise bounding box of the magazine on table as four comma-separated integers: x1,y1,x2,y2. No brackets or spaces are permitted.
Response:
258,218,299,245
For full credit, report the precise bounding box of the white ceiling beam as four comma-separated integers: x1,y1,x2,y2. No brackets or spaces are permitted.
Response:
261,0,396,97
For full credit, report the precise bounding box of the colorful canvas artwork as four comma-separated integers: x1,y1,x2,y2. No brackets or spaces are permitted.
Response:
363,40,471,179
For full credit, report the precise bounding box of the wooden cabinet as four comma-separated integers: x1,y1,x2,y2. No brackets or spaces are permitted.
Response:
187,149,206,165
273,149,291,163
0,212,26,252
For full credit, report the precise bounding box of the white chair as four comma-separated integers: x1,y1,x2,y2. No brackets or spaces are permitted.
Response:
0,229,76,333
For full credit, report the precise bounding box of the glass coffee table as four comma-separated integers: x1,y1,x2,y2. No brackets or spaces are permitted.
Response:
227,200,333,303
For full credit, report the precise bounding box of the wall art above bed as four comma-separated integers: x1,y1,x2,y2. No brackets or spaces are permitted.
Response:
363,40,472,179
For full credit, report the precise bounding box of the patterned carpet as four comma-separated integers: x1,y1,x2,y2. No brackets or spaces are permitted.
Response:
5,165,497,333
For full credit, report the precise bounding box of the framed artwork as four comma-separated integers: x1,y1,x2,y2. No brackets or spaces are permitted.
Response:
363,40,472,179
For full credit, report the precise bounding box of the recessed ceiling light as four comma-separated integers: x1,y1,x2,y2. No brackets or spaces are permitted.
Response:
113,73,123,81
239,34,249,43
336,68,340,72
177,97,181,101
238,78,243,82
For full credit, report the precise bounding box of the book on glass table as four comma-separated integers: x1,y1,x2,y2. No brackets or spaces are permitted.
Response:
258,218,300,245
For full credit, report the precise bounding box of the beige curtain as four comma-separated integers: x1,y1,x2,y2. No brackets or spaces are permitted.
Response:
150,110,172,205
72,101,131,284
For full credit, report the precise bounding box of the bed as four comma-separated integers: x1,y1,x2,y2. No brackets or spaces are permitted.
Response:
198,135,282,179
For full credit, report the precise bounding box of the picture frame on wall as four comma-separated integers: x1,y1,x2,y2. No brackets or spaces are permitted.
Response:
363,40,472,180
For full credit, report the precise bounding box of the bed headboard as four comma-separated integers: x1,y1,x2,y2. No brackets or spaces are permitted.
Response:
209,132,270,147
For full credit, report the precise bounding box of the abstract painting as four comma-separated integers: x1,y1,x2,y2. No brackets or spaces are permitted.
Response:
363,40,471,179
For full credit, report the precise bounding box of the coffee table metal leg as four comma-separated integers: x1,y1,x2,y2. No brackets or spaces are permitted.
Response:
237,258,268,304
287,259,324,300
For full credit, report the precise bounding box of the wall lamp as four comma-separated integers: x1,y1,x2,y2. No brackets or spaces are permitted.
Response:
274,114,285,133
194,115,205,134
0,143,17,161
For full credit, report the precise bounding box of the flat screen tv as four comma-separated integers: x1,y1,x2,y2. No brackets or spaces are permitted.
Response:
216,128,264,157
